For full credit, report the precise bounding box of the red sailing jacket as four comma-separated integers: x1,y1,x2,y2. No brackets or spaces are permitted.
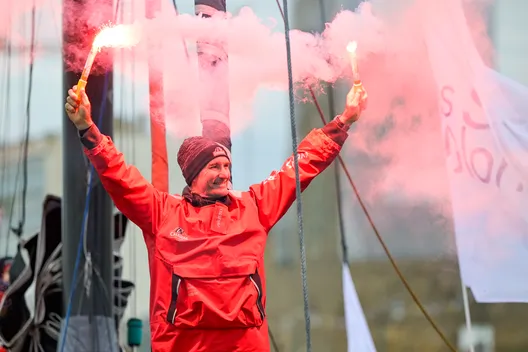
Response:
81,118,349,352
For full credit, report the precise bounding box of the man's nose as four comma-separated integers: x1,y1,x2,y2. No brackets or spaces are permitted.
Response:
218,168,229,179
219,167,230,179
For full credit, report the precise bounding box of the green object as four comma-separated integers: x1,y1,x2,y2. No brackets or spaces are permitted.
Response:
127,318,143,347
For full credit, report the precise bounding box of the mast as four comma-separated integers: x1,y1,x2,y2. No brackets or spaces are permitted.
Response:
195,0,232,182
61,0,116,349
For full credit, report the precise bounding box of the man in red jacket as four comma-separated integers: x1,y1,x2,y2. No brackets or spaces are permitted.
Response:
65,84,367,351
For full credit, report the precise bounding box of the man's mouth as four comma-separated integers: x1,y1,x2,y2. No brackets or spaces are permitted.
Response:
212,179,226,187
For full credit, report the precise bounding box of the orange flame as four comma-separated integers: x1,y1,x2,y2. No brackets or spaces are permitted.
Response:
75,24,141,94
93,23,142,49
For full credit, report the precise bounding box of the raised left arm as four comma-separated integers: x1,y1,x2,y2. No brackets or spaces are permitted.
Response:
249,117,350,231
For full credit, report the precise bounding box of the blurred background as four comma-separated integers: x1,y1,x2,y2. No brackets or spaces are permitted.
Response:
1,0,528,351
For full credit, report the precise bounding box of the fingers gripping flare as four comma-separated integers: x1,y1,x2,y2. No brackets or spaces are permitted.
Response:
65,85,93,130
65,87,79,114
343,83,368,123
65,86,85,113
353,82,368,110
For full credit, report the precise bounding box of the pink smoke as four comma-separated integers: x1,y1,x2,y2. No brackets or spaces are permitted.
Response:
2,0,504,250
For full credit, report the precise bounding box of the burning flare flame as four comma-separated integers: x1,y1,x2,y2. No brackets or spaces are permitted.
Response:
76,23,142,95
346,41,357,54
93,23,142,49
346,41,360,83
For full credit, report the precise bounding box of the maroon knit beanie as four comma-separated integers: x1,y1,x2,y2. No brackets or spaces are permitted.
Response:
177,136,231,186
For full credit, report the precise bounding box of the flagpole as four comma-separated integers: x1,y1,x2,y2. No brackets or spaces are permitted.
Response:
460,280,475,352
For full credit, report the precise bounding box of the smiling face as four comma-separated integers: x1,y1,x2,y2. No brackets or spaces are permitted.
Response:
191,156,231,199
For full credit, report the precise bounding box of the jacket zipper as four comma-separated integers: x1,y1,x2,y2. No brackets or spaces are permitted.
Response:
249,276,265,320
167,276,181,324
170,279,181,324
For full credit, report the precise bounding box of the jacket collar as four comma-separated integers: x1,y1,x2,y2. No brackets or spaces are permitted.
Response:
182,186,231,207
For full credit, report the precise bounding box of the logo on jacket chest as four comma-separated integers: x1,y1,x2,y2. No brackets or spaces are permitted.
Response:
169,227,188,240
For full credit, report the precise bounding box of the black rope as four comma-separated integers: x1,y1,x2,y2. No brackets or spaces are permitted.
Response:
268,327,280,352
0,20,13,256
4,0,36,254
273,1,457,351
309,92,457,352
11,1,36,240
280,0,312,350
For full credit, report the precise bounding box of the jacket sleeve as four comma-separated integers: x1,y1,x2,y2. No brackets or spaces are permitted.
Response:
80,124,169,235
249,118,349,231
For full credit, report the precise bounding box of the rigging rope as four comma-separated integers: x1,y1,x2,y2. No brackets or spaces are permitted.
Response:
3,0,35,256
280,0,312,350
15,0,36,239
273,1,457,351
310,94,456,352
0,12,13,255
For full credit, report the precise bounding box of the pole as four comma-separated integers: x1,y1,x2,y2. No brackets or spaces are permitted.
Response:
461,282,475,352
61,0,116,350
145,0,169,193
195,0,230,148
195,0,232,186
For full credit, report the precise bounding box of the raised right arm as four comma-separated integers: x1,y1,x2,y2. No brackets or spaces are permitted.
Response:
80,124,170,235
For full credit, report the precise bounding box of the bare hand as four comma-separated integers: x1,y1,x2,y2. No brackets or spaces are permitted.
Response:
65,86,93,130
340,83,368,125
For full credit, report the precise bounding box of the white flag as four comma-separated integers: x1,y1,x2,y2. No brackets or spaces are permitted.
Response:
342,262,377,352
419,0,528,302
